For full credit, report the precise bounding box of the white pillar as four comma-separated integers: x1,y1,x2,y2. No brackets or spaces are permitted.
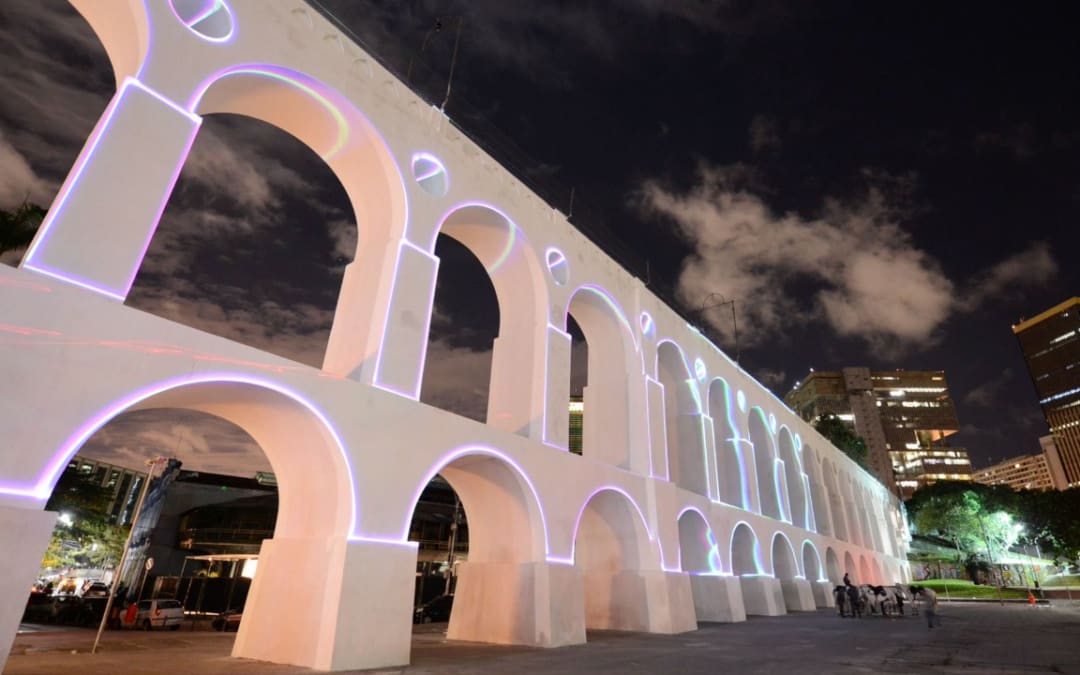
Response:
689,574,747,622
21,79,200,300
812,580,835,608
488,319,548,440
779,578,817,611
234,538,416,671
448,561,585,647
739,576,786,616
0,507,57,670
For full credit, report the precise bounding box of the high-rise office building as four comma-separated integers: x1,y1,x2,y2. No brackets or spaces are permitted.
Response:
1013,297,1080,487
973,436,1068,491
568,397,583,455
786,368,970,496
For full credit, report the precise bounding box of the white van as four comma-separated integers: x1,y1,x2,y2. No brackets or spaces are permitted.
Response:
134,599,184,630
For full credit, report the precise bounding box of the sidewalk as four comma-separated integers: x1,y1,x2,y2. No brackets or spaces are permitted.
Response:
6,602,1080,674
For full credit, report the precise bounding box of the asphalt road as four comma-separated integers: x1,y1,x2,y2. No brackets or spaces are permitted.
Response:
6,601,1080,674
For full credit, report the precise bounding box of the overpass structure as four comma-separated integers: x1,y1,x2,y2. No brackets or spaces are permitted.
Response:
0,1,909,671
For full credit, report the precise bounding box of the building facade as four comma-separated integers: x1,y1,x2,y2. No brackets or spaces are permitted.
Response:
973,438,1068,491
1013,297,1080,487
786,368,971,497
58,456,148,527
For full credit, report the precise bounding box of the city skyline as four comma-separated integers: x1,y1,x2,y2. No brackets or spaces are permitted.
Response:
2,1,1078,478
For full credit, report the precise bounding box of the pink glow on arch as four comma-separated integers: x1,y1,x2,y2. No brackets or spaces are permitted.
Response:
562,284,640,354
399,444,551,557
22,78,202,302
0,373,358,539
562,485,669,569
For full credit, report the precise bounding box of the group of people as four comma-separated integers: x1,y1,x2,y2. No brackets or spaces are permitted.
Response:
838,573,940,628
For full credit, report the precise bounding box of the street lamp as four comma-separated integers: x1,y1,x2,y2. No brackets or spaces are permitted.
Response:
697,292,740,364
92,456,167,654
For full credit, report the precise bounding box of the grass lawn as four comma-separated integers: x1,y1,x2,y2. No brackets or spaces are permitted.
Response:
1042,574,1080,588
915,579,1031,600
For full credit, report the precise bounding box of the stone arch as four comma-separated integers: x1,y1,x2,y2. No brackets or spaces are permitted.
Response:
564,285,639,467
573,488,658,631
748,407,782,519
26,374,356,668
69,0,151,85
707,377,750,509
804,444,831,536
184,65,410,379
822,458,848,541
406,448,550,645
677,507,721,574
433,203,550,436
825,547,842,584
407,448,548,564
656,341,708,496
190,65,407,258
844,551,858,583
802,541,824,582
778,426,808,528
771,532,800,580
859,554,873,584
730,522,763,576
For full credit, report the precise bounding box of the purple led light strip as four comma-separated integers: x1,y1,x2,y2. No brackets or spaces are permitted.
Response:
0,372,358,539
22,78,202,301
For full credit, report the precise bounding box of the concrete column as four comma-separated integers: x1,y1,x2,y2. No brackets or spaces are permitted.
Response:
584,569,697,633
488,319,548,440
0,507,57,670
739,575,786,616
234,538,416,671
689,574,747,623
779,578,817,611
812,580,835,608
543,326,572,448
448,561,585,647
369,241,440,397
21,79,201,300
323,237,406,384
645,377,667,478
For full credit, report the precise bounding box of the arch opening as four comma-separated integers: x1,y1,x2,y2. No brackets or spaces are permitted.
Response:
656,341,708,496
778,428,808,529
677,509,721,574
565,286,637,466
708,378,749,510
859,555,873,585
844,551,858,583
801,541,824,582
804,445,831,536
574,489,656,631
427,204,549,437
825,547,842,585
822,459,847,541
730,522,762,576
771,533,800,580
748,408,782,519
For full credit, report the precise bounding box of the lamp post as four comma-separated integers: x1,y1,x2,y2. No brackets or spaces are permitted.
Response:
697,292,740,364
92,456,166,654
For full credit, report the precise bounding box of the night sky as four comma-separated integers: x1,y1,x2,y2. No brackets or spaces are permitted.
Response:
2,0,1078,476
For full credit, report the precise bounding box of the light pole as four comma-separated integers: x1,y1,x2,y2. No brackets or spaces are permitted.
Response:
92,456,166,654
697,292,740,364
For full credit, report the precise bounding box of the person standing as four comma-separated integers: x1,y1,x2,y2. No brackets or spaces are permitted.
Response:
843,572,852,587
911,586,939,628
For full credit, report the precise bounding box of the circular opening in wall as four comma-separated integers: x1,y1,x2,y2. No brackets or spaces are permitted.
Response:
694,358,707,382
545,247,569,286
639,311,654,336
169,0,235,42
411,153,449,198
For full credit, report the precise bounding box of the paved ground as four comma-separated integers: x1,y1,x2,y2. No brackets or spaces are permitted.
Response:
6,601,1080,674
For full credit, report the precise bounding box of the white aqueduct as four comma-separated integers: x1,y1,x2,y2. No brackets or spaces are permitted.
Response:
0,1,910,671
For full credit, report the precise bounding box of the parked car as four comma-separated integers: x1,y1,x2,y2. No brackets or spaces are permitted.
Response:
134,599,184,630
211,609,242,632
413,595,454,624
22,592,56,623
78,581,110,598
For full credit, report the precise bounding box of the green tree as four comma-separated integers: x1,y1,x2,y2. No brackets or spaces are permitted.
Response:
812,413,868,467
0,199,46,255
42,469,128,571
909,487,1024,562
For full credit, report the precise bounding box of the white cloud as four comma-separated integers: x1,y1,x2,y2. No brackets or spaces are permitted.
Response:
640,162,1056,353
0,132,51,208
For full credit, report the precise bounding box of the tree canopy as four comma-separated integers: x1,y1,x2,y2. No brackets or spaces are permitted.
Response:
812,413,869,467
43,469,129,571
907,480,1080,562
0,199,45,255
